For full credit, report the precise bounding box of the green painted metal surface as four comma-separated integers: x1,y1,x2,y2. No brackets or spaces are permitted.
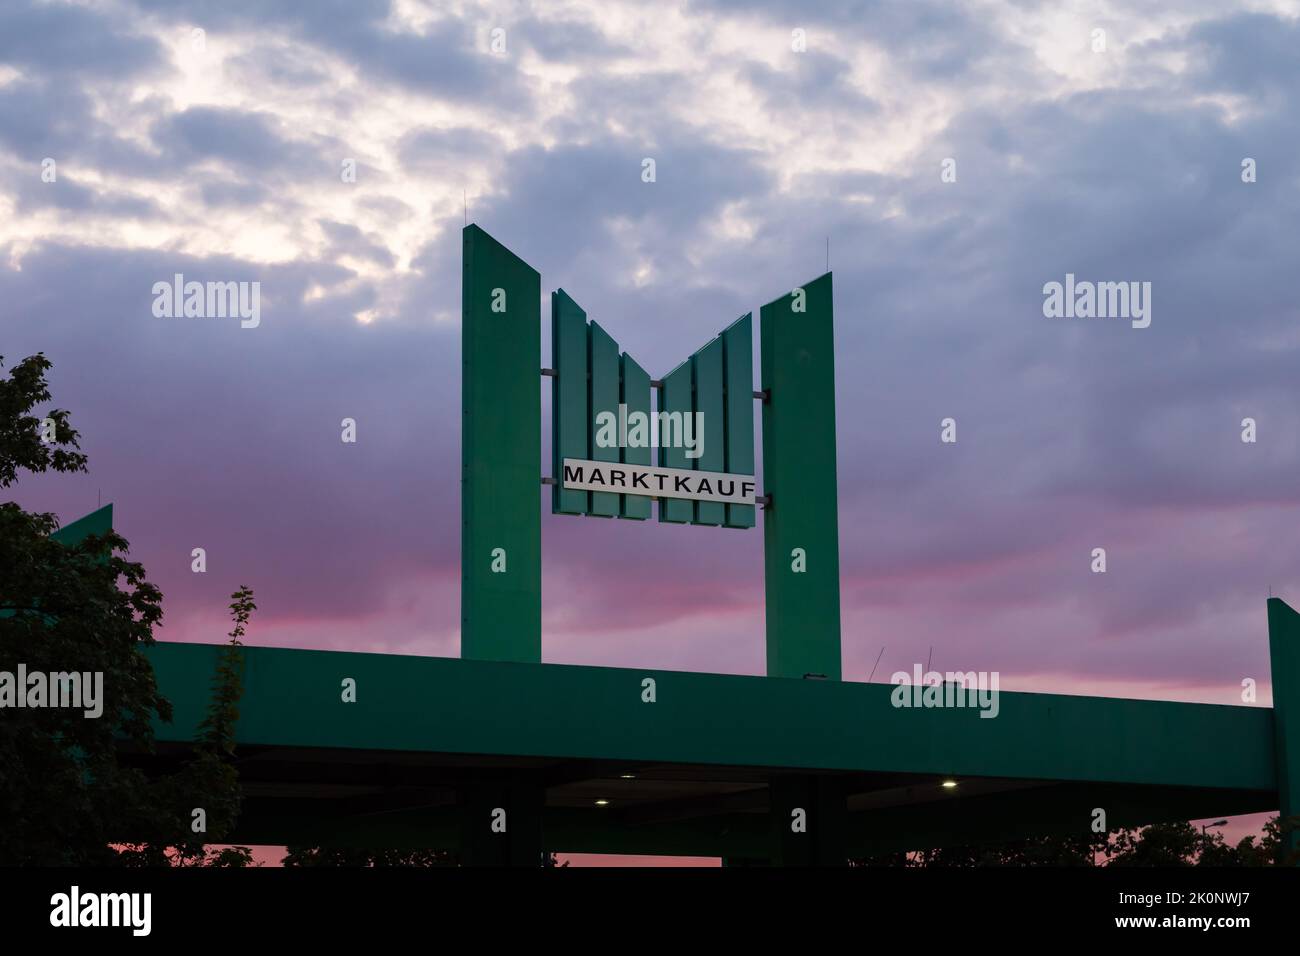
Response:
546,273,759,528
722,315,755,529
553,292,744,525
142,641,1277,793
461,224,541,662
49,503,113,546
693,336,725,526
546,273,754,530
1268,597,1300,861
657,360,693,524
760,272,842,679
619,354,652,520
588,320,621,518
551,290,588,515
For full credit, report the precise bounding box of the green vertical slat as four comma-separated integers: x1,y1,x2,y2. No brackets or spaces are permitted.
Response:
620,354,651,520
760,272,841,680
722,314,755,529
461,224,541,663
658,361,692,523
723,316,755,529
1268,598,1300,863
588,320,620,517
692,337,724,526
552,290,589,515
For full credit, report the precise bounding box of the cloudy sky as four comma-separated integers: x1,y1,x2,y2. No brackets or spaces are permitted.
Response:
3,0,1298,710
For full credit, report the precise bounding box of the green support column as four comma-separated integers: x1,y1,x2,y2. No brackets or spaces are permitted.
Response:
760,273,842,680
769,775,847,866
461,224,541,662
458,780,544,867
1267,597,1300,863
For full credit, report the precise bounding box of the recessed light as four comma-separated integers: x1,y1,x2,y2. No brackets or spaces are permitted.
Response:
595,799,610,806
619,774,636,779
941,780,958,789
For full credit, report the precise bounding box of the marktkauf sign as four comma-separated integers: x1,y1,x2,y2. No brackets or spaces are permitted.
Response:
562,458,756,505
460,223,841,677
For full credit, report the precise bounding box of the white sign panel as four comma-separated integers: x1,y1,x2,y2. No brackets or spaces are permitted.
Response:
561,458,756,505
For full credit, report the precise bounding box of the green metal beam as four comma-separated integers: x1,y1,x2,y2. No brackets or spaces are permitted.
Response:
143,641,1277,793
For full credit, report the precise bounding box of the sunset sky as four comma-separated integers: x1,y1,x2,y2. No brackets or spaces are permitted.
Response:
4,0,1298,736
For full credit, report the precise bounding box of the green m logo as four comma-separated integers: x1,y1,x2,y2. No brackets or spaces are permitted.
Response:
461,223,841,678
550,291,756,529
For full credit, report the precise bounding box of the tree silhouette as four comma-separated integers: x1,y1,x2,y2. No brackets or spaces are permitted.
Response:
1,353,249,865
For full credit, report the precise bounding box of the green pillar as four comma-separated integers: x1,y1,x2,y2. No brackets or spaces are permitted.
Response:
458,780,544,867
1267,597,1300,863
760,273,842,679
769,775,847,866
461,225,541,662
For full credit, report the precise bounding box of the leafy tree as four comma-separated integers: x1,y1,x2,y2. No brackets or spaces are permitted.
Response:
117,586,257,867
1199,815,1298,867
283,847,458,867
1267,814,1300,865
1,354,169,864
0,353,87,486
0,353,248,865
281,847,567,866
1105,821,1201,866
854,832,1104,867
853,817,1293,867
